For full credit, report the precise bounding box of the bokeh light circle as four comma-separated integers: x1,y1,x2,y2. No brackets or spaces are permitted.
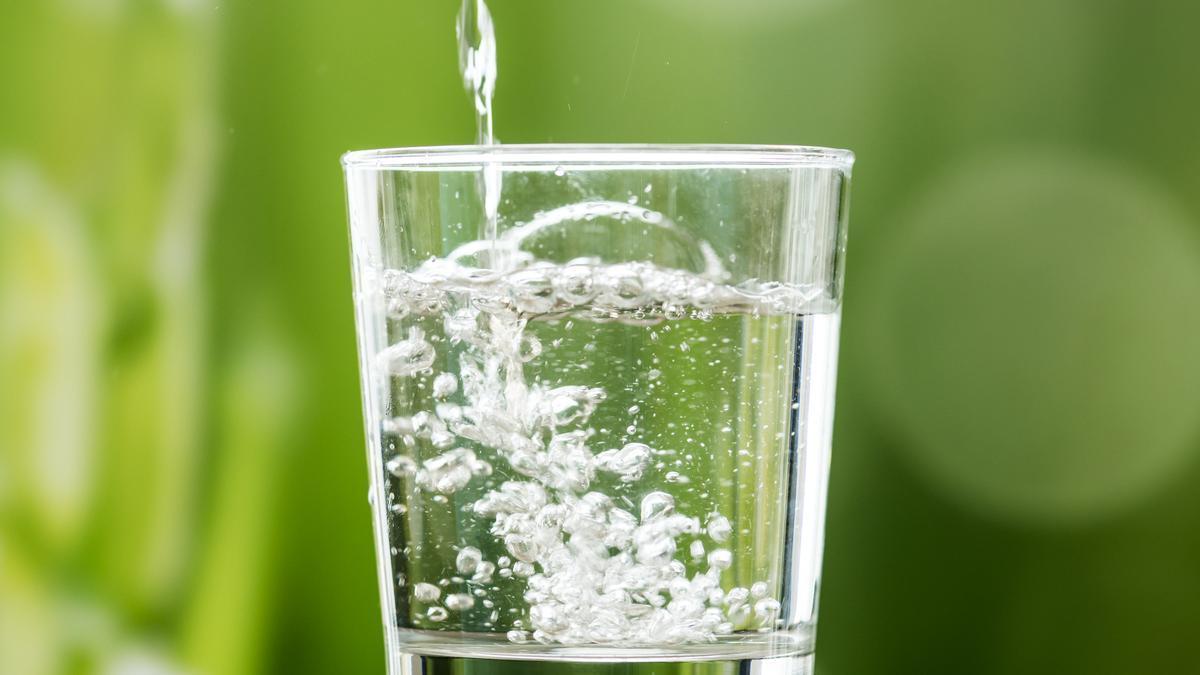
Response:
865,152,1200,526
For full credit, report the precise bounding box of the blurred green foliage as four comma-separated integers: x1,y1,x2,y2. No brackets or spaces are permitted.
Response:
2,0,1199,674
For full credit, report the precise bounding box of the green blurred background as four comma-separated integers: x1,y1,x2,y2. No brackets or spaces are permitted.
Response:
3,0,1200,673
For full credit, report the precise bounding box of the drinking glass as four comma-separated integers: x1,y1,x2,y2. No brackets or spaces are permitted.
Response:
342,144,853,674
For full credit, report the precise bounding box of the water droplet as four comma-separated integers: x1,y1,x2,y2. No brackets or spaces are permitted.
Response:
426,606,449,622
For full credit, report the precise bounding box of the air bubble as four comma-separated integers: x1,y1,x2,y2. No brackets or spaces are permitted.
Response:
554,264,596,304
380,327,436,376
385,455,418,477
754,598,781,620
706,514,732,542
639,491,675,521
544,386,603,426
509,269,558,314
517,334,543,362
707,549,733,570
594,443,651,482
416,448,489,494
385,297,411,320
472,561,496,584
414,582,441,603
382,416,414,436
435,403,462,423
430,429,455,449
445,593,476,611
597,265,645,309
432,372,458,398
445,308,479,341
456,547,483,574
725,587,750,607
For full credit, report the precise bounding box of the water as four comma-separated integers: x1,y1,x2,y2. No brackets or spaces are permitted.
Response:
457,0,502,255
367,228,840,661
457,0,497,146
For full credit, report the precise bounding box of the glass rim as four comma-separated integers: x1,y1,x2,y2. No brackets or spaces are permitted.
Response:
341,143,854,172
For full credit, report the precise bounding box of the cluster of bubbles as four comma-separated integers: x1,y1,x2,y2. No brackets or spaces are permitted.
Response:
382,257,826,326
376,239,818,645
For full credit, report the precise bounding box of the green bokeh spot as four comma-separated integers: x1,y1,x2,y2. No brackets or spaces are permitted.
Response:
867,152,1200,525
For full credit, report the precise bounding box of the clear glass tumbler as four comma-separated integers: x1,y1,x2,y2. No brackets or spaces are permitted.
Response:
342,144,853,675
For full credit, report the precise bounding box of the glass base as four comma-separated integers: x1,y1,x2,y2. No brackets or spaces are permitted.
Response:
388,653,816,675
